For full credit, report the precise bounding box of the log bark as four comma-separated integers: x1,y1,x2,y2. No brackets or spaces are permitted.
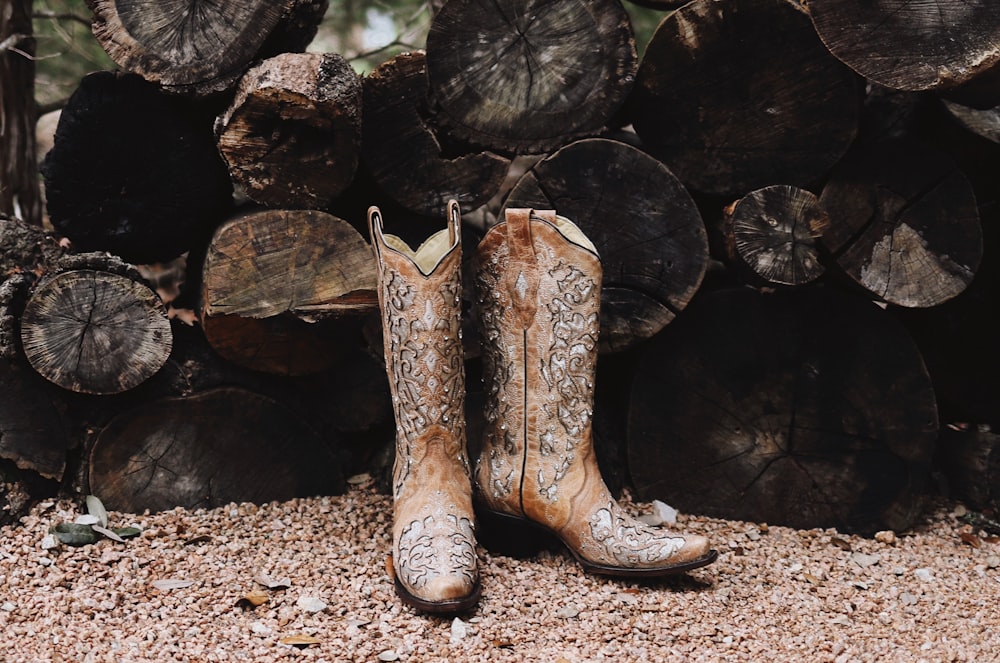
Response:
807,0,1000,97
425,0,638,154
20,254,172,394
627,285,939,535
88,386,346,513
199,208,377,375
361,51,510,217
216,52,362,210
723,185,829,286
937,425,1000,512
502,137,709,353
628,0,860,195
0,0,41,226
0,358,70,481
86,0,328,97
819,139,981,308
40,71,233,265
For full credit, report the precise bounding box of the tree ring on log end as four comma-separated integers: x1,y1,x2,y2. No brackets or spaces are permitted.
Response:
426,0,637,154
20,270,172,394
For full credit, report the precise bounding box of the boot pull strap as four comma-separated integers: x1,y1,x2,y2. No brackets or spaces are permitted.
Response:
504,208,555,330
367,205,384,260
446,199,461,247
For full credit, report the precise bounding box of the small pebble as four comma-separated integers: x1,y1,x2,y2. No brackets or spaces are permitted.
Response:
986,555,1000,569
449,617,468,645
377,651,399,662
652,500,678,525
900,593,919,606
874,530,897,545
39,535,57,550
851,553,881,568
296,597,327,613
914,568,934,582
556,604,580,619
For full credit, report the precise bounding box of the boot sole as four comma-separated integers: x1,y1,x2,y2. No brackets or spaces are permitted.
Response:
475,503,719,577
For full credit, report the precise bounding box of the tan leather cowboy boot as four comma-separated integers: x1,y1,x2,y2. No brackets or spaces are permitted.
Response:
474,208,717,576
368,200,479,612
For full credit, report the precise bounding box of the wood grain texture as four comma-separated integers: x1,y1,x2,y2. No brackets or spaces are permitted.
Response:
627,286,938,535
20,269,172,394
426,0,637,153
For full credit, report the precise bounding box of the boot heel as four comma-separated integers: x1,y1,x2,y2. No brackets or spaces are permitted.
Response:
474,504,553,559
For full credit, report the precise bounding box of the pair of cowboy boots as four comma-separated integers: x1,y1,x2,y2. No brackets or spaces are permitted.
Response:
368,201,717,613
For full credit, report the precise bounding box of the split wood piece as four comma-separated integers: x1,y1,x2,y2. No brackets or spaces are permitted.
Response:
819,139,981,308
937,425,1000,513
425,0,637,154
88,386,346,513
40,71,233,265
361,51,509,217
0,359,70,481
628,0,860,195
216,52,362,210
942,101,1000,145
199,209,377,375
722,185,829,286
627,285,939,535
86,0,328,97
0,0,42,226
502,137,708,353
20,266,172,395
807,0,1000,98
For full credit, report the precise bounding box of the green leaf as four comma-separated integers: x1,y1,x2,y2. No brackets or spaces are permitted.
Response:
112,527,142,539
50,523,98,547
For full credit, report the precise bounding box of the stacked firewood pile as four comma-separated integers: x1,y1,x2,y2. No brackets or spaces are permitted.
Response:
1,0,998,536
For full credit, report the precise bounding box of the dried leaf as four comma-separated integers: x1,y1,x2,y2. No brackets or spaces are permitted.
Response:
281,634,321,647
92,525,124,543
183,535,212,546
113,527,142,539
74,514,101,526
151,579,195,591
85,495,109,528
255,574,291,590
50,523,97,547
803,573,822,585
236,589,269,610
960,531,982,548
830,537,853,551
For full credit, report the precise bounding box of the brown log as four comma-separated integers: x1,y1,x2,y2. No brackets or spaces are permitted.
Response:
942,101,1000,146
216,52,362,210
40,71,233,265
937,425,1000,512
425,0,638,154
88,386,346,513
627,285,939,535
502,137,709,353
722,185,829,286
86,0,327,96
19,254,172,395
819,139,982,308
199,208,377,375
807,0,1000,99
0,358,70,481
361,51,510,217
0,0,41,226
628,0,860,195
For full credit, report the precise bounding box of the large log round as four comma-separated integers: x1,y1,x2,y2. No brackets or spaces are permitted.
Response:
629,0,860,195
502,137,709,353
426,0,637,154
0,359,69,481
627,286,938,535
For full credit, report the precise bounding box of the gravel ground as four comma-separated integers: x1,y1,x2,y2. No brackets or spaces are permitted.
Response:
2,479,999,663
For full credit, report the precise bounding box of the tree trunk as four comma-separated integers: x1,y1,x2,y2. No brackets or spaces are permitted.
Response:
86,0,328,97
19,254,172,395
628,0,861,195
722,185,829,286
199,208,377,375
425,0,638,154
819,138,981,308
216,52,362,210
627,285,939,535
807,0,1000,100
88,386,346,513
361,51,510,218
502,137,709,353
0,0,41,226
40,71,233,265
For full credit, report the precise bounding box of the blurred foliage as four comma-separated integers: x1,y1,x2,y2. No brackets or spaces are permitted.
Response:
29,0,671,109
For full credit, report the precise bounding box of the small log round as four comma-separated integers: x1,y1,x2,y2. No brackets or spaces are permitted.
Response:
723,185,829,286
503,137,709,353
199,209,377,375
819,139,982,308
627,285,939,535
628,0,860,195
40,71,233,265
20,268,172,394
361,51,510,217
88,386,346,513
807,0,1000,94
216,52,362,209
942,100,1000,145
426,0,638,154
86,0,325,96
